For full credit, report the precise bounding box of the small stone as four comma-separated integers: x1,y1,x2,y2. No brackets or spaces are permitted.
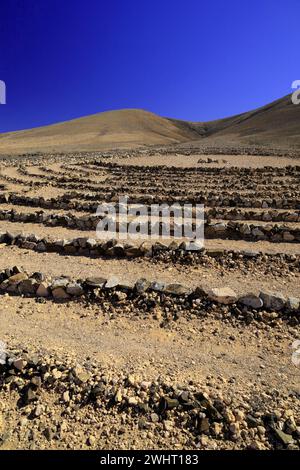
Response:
52,369,62,380
127,374,135,386
234,410,245,422
18,279,37,295
257,426,266,435
31,376,42,388
51,278,69,289
150,413,159,423
115,389,122,403
43,427,54,441
282,231,295,242
198,417,210,433
273,427,294,445
34,405,44,417
128,397,138,406
87,435,96,446
229,422,240,434
25,387,36,403
140,381,151,390
163,420,173,432
73,366,91,383
63,391,70,403
13,358,27,371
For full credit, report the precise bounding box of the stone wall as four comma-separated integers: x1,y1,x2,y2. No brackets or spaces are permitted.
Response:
0,265,299,317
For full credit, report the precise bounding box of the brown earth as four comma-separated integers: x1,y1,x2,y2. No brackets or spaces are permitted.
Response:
0,94,299,155
0,147,299,450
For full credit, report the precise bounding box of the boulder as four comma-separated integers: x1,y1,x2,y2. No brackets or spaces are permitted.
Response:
51,278,69,289
85,277,106,288
66,282,84,296
36,241,47,252
36,282,50,297
238,293,263,309
18,279,38,295
240,224,251,236
104,276,120,289
282,231,295,242
135,278,151,293
164,284,190,295
286,297,300,312
207,287,238,304
183,241,204,251
124,246,141,257
52,287,70,300
259,291,286,311
150,281,166,292
252,227,265,239
8,272,28,284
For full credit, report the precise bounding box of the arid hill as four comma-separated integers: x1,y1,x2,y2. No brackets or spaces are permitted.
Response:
0,94,299,154
174,93,300,149
0,109,199,155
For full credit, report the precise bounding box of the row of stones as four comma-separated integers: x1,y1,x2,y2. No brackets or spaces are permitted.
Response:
208,207,300,223
69,191,300,210
2,231,300,264
1,193,300,224
18,166,106,186
6,156,300,175
144,145,300,157
93,160,300,175
2,348,299,449
87,167,300,186
0,265,299,314
18,165,300,193
1,170,300,208
1,208,300,242
2,189,300,211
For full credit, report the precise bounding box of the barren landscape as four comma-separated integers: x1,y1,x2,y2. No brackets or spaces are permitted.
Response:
0,95,299,451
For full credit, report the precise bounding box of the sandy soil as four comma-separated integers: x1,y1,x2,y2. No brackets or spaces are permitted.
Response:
0,296,298,391
0,244,299,297
114,153,300,168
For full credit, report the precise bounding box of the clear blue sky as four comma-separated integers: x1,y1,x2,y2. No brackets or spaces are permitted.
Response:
0,0,299,132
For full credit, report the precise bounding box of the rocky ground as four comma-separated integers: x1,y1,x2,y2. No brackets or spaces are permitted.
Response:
0,149,299,450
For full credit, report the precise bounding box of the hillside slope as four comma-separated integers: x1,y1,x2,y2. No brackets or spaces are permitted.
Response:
173,94,300,149
0,94,299,154
0,109,199,154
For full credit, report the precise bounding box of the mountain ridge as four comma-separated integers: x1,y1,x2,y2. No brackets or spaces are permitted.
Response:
0,94,299,154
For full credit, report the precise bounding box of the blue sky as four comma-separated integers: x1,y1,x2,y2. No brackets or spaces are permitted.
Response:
0,0,299,132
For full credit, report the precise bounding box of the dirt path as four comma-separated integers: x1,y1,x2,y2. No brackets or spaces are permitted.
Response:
0,245,299,297
0,296,299,392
